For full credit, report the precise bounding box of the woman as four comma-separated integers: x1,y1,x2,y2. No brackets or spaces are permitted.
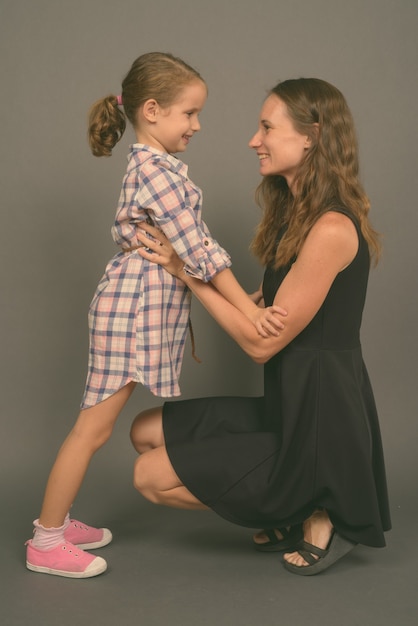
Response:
129,78,391,575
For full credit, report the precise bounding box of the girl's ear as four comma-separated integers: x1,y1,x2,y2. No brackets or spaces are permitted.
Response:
142,99,159,123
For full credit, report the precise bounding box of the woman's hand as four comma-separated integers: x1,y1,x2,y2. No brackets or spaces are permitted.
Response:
136,222,185,278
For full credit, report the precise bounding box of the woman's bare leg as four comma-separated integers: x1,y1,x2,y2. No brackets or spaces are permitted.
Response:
130,406,165,453
39,382,137,528
130,406,207,509
133,445,208,510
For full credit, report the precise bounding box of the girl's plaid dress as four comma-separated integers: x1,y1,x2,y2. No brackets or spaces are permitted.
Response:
81,145,231,408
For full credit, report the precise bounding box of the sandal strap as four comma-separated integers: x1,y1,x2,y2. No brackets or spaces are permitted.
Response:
264,529,281,544
298,540,329,558
295,548,318,566
295,539,329,565
277,527,292,540
264,527,293,544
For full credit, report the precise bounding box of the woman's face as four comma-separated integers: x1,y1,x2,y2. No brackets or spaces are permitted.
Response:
249,94,311,189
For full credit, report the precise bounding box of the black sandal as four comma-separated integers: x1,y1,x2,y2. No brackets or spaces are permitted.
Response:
254,525,303,553
283,532,357,575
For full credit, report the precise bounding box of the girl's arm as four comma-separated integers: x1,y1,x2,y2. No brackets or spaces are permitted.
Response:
136,159,232,282
209,268,286,336
137,212,358,362
137,159,284,335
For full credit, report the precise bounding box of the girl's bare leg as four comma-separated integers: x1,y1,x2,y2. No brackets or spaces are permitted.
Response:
39,382,137,528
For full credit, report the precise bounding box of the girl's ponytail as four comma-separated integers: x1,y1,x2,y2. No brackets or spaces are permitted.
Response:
87,95,126,157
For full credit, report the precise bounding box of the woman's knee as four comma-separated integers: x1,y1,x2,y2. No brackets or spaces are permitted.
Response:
130,406,164,453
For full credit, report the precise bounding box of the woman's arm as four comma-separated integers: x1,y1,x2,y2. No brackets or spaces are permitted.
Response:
137,212,358,363
209,268,286,336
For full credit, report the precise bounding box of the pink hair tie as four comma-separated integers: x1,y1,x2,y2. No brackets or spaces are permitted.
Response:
116,95,123,106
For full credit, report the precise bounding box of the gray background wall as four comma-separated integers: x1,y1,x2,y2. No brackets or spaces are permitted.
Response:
0,1,417,624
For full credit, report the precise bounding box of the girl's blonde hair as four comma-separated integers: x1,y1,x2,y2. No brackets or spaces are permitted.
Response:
88,52,205,157
250,78,381,267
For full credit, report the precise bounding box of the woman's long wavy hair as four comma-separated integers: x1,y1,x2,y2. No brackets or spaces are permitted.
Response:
87,52,205,157
250,78,381,267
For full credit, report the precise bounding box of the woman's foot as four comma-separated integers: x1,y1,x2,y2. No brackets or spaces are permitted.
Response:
253,525,303,552
253,528,286,545
283,510,333,567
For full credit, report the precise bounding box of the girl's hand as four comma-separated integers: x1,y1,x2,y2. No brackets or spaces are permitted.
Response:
252,305,287,338
136,223,185,278
136,222,287,337
249,286,287,337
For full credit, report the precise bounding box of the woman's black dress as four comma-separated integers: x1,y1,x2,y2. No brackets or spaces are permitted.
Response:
163,211,391,547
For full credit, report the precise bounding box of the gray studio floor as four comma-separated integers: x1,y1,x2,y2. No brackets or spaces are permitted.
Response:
2,485,417,626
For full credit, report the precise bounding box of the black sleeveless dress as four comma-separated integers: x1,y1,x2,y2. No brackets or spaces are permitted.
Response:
163,211,391,548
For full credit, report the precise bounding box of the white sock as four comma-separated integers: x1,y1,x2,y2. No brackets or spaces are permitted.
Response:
31,513,70,550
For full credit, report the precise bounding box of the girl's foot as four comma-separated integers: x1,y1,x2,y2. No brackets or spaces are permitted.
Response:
31,517,112,551
26,540,107,578
64,519,112,549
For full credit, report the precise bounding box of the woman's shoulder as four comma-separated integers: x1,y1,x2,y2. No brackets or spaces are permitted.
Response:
312,210,358,239
301,210,359,270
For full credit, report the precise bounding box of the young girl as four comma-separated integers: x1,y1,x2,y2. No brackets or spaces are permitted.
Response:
26,52,283,578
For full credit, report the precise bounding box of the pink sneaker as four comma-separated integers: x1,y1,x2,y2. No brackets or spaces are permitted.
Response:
64,519,113,550
26,540,107,578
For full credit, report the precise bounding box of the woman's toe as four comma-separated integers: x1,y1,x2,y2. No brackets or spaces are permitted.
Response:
284,551,309,567
253,531,266,544
283,550,297,564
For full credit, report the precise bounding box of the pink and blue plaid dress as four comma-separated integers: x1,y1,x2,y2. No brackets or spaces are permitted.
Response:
81,144,231,408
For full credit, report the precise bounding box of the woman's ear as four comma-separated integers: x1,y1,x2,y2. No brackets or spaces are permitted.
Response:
305,122,319,148
142,99,159,123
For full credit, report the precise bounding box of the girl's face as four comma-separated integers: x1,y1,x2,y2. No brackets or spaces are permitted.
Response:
138,80,207,154
249,94,311,190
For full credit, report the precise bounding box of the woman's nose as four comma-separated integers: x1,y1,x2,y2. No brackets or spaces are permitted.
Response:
249,132,261,148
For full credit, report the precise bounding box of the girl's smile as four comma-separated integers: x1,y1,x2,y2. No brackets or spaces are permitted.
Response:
138,80,207,154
